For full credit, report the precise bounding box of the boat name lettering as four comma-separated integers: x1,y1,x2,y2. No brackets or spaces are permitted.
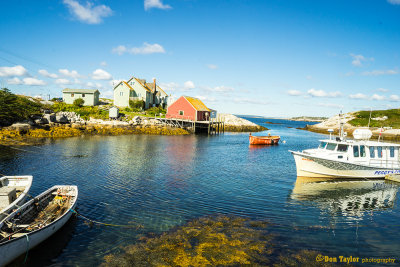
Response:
374,170,400,175
302,158,314,162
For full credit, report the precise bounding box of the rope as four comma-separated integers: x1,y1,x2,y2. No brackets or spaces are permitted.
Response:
69,209,142,229
23,234,29,264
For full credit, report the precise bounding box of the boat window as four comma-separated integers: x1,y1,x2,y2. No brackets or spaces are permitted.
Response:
353,146,359,157
360,145,366,157
319,142,327,149
337,144,348,152
326,143,337,151
390,146,395,157
370,146,375,158
377,146,383,158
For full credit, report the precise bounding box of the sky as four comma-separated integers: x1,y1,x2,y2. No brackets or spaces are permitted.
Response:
1,0,400,117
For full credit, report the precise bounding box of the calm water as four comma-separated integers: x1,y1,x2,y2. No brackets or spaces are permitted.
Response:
1,118,400,266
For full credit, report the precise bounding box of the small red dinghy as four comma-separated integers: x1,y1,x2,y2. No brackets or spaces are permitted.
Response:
249,133,280,145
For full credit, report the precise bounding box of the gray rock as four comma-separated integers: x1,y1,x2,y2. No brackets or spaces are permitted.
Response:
10,123,31,131
34,118,49,124
55,115,69,124
43,114,56,123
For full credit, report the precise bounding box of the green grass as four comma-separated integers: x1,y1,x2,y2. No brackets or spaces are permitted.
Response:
348,109,400,128
51,102,109,120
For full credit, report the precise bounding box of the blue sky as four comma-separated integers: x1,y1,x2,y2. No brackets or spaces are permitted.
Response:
1,0,400,117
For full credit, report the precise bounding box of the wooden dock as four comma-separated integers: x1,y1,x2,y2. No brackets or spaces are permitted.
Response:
385,174,400,183
155,115,225,135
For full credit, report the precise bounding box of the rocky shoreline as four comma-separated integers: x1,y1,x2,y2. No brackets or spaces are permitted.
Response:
302,113,400,142
0,112,266,146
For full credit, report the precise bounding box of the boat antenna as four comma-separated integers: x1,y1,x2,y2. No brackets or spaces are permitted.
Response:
367,108,372,128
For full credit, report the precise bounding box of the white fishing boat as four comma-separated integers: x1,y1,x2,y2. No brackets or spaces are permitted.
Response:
290,124,400,178
0,175,33,222
0,185,78,266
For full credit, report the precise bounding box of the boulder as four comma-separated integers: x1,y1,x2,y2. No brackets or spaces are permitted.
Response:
34,118,49,125
10,123,31,131
55,115,69,124
44,114,56,123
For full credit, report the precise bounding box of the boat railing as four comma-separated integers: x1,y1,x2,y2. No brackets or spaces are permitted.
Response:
369,158,400,169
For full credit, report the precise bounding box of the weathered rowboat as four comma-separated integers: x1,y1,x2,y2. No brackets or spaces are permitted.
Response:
249,133,280,145
0,176,33,222
0,185,78,266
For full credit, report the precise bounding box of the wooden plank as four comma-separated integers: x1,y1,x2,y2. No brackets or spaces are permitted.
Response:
385,174,400,183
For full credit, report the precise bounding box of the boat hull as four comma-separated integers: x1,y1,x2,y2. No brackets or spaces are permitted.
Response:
0,175,33,222
249,135,280,145
291,151,400,179
0,185,78,266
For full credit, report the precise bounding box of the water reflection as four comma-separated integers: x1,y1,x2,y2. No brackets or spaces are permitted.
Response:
290,177,399,220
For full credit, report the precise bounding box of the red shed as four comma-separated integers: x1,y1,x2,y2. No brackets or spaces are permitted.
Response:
166,96,211,121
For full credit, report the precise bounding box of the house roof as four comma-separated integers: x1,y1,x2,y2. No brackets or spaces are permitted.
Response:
184,96,210,111
62,88,99,94
128,77,152,93
157,85,168,96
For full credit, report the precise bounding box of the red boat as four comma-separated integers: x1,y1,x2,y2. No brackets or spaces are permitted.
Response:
249,133,280,145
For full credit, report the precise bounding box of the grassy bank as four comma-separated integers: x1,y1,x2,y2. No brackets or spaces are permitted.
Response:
348,109,400,128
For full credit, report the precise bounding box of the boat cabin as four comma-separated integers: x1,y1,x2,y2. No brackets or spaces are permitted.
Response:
313,139,400,168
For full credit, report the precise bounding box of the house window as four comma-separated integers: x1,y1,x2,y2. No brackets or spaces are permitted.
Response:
71,93,74,97
179,110,184,116
120,92,123,96
82,94,85,97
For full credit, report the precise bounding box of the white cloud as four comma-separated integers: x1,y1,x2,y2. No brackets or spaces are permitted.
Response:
55,78,72,85
0,65,28,77
350,54,366,67
213,86,234,92
92,69,112,80
389,95,400,101
349,93,368,99
317,103,344,109
112,45,127,55
110,79,123,87
100,61,107,66
59,69,81,78
159,82,179,91
306,75,312,80
233,98,269,105
183,80,195,90
22,77,46,86
112,43,166,55
7,77,23,85
144,0,171,11
39,69,58,78
63,0,113,24
362,69,398,76
102,90,113,98
377,88,389,92
388,0,400,5
371,94,385,101
196,95,216,102
288,90,302,96
307,88,342,98
207,64,218,70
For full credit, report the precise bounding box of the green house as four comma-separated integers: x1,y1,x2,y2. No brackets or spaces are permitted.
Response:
62,89,100,106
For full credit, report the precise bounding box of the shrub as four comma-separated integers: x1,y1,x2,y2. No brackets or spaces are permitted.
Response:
129,100,144,111
0,88,43,126
146,106,166,116
73,98,85,107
